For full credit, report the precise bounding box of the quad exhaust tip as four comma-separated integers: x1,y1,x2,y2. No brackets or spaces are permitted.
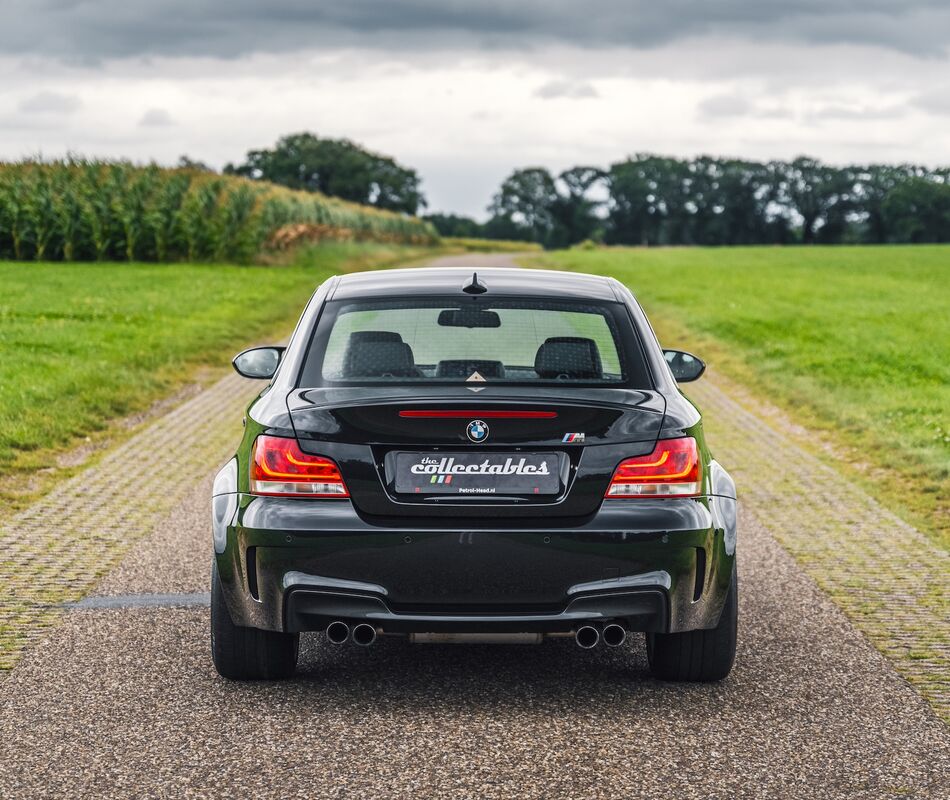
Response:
326,621,350,645
575,625,600,649
602,623,626,648
351,623,377,647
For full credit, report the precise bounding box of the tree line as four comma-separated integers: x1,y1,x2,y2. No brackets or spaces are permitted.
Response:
225,133,425,216
428,157,950,248
221,134,950,247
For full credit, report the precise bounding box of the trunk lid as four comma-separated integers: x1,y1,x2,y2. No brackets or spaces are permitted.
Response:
287,386,665,519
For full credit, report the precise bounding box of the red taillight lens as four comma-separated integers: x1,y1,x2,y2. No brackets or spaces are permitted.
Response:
250,435,349,498
606,437,702,498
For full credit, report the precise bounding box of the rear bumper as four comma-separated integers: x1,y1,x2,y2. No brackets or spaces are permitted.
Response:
285,583,668,634
213,493,737,635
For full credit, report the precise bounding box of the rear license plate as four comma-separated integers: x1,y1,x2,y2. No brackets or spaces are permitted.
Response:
394,452,561,495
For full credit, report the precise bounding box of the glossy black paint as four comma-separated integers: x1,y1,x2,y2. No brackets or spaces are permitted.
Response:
214,267,737,638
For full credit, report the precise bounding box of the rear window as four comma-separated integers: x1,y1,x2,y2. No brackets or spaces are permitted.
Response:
299,297,651,388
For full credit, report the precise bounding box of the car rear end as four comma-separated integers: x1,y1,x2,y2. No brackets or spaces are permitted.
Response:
212,269,737,677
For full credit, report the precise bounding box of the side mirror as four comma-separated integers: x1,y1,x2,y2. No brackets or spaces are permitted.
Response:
663,349,706,382
232,346,285,380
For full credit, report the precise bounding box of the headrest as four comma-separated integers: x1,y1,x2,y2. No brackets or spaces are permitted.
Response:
343,338,419,378
348,330,403,343
342,331,403,375
436,359,506,379
534,337,603,379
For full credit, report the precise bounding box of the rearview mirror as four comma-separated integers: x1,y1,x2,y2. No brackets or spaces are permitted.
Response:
663,349,706,382
232,346,285,380
438,309,501,328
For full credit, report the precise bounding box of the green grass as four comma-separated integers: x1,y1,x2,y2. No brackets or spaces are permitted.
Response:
0,242,434,508
530,245,950,549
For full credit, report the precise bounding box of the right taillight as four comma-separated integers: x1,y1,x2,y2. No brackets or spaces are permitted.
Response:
606,437,702,498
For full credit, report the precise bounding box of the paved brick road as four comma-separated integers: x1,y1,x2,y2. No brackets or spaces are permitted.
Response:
0,371,254,668
688,375,949,719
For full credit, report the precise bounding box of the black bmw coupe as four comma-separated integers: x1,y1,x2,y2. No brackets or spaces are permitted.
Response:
211,268,738,680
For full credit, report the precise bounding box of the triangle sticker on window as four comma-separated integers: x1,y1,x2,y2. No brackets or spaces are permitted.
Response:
466,371,486,383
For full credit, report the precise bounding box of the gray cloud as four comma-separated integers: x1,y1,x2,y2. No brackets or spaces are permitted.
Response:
139,108,175,127
18,91,81,114
912,87,950,115
755,107,795,120
1,1,948,62
698,94,752,117
810,104,903,120
534,80,598,100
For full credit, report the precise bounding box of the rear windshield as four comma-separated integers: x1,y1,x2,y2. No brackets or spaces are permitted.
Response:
299,297,651,388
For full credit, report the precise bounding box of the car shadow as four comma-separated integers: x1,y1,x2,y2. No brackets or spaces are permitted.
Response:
220,632,733,716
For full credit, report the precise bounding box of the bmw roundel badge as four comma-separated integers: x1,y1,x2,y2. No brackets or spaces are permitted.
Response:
466,419,489,443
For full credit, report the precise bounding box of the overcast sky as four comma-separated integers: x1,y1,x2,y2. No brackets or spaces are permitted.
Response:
1,1,948,217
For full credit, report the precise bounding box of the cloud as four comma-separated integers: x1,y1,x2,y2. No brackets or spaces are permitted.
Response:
139,108,175,127
1,4,946,217
18,91,81,114
809,104,903,120
912,87,950,115
534,79,598,100
0,1,948,62
698,94,751,117
755,107,795,120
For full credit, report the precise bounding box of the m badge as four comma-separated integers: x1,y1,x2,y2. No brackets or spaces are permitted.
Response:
562,433,586,443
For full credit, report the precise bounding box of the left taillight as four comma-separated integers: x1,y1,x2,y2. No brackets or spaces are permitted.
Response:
250,435,349,498
606,437,702,498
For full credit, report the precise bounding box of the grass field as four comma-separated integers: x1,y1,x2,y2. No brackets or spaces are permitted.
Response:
531,245,950,549
5,242,947,548
0,243,433,508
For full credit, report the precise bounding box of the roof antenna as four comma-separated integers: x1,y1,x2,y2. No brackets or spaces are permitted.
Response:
462,272,488,295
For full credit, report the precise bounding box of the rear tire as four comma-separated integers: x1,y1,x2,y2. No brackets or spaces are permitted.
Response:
647,564,737,682
211,561,299,680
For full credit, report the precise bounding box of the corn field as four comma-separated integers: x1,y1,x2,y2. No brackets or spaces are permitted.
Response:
0,159,438,263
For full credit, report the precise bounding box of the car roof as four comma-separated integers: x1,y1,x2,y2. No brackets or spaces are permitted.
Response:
329,267,620,302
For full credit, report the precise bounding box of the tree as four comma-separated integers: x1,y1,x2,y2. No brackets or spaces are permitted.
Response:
852,164,922,243
423,213,484,238
487,168,560,245
480,154,948,248
551,166,606,247
487,166,605,248
604,155,664,245
780,157,855,244
689,158,776,245
882,178,950,243
226,133,425,214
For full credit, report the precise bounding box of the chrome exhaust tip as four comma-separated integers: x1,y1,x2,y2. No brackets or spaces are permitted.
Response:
351,623,377,647
326,621,350,645
602,623,626,648
575,625,600,649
